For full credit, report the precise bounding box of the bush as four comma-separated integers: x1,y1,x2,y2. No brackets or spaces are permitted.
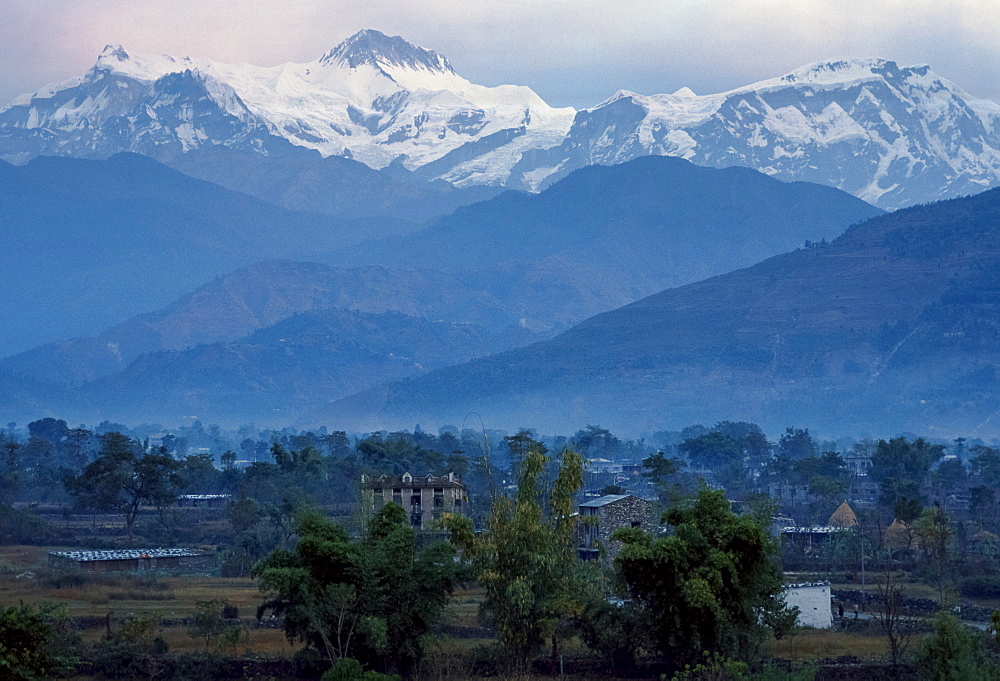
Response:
914,612,997,681
91,613,169,679
0,505,66,544
960,575,1000,599
0,602,80,680
322,657,400,681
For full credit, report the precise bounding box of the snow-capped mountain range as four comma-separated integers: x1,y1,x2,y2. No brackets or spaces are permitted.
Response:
0,30,575,183
3,30,1000,209
508,59,1000,208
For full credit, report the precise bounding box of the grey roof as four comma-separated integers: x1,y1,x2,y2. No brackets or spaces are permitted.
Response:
579,494,633,508
50,548,204,562
780,526,849,534
785,581,831,589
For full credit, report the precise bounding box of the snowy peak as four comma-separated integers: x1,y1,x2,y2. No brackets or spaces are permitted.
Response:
777,58,896,86
99,44,131,63
507,58,1000,208
321,29,454,74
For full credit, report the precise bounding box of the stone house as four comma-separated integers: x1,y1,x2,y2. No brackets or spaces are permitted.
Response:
360,472,467,530
578,494,654,561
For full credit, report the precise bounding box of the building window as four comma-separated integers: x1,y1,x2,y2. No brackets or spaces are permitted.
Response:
454,498,462,510
411,513,422,527
411,495,421,508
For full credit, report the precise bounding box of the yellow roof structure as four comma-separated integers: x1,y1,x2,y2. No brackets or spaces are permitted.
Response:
828,501,859,528
885,519,915,551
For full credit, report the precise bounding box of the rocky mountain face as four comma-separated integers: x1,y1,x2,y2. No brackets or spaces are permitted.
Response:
509,59,1000,209
4,38,1000,208
320,185,1000,436
0,30,574,186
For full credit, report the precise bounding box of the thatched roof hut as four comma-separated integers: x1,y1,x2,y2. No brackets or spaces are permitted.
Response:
828,501,858,528
885,519,916,551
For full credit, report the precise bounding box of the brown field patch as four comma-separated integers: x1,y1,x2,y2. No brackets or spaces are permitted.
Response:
762,628,911,660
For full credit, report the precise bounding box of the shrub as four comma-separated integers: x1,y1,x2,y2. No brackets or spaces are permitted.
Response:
960,575,1000,599
322,657,400,681
914,612,997,681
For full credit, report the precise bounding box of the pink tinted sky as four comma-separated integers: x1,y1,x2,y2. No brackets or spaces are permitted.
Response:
2,0,998,108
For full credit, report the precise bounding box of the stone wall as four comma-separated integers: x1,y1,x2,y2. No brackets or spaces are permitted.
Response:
593,496,654,560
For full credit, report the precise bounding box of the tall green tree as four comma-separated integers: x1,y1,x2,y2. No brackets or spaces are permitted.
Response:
915,612,997,680
614,488,793,668
445,445,590,669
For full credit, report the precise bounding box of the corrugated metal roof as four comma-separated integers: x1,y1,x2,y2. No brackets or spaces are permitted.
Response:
579,494,631,508
50,548,204,562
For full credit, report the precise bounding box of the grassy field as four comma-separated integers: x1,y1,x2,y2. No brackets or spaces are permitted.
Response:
0,545,916,673
0,546,261,619
763,629,891,660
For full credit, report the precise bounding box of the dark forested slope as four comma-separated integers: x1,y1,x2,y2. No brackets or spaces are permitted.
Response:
322,187,1000,435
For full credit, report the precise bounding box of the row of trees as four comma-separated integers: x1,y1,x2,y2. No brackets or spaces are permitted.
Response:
254,436,794,678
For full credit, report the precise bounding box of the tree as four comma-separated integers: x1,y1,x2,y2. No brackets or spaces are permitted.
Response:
916,503,954,604
679,432,741,471
871,437,943,487
970,486,996,528
444,446,591,669
92,612,168,681
63,433,183,538
777,427,816,460
188,599,232,651
614,489,792,668
970,446,1000,487
915,612,997,680
642,451,683,483
255,506,462,676
503,429,548,471
0,602,79,681
872,569,912,667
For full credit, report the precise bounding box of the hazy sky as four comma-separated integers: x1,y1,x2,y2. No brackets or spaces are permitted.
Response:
2,0,999,109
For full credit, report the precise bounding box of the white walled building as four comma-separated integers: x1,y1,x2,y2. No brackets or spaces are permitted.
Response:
783,581,833,629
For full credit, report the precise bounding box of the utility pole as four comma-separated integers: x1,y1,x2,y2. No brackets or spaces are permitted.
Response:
860,525,866,613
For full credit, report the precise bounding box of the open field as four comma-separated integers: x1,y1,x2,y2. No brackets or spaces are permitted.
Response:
0,547,260,619
1,544,934,675
763,629,893,660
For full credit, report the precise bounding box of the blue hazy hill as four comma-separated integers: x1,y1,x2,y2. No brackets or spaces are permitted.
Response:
320,185,1000,436
0,153,411,354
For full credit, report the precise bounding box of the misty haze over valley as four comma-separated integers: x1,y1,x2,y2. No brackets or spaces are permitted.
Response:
5,29,1000,438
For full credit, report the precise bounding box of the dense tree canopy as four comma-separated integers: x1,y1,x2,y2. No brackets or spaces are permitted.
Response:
614,488,793,667
255,505,462,676
63,432,183,538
